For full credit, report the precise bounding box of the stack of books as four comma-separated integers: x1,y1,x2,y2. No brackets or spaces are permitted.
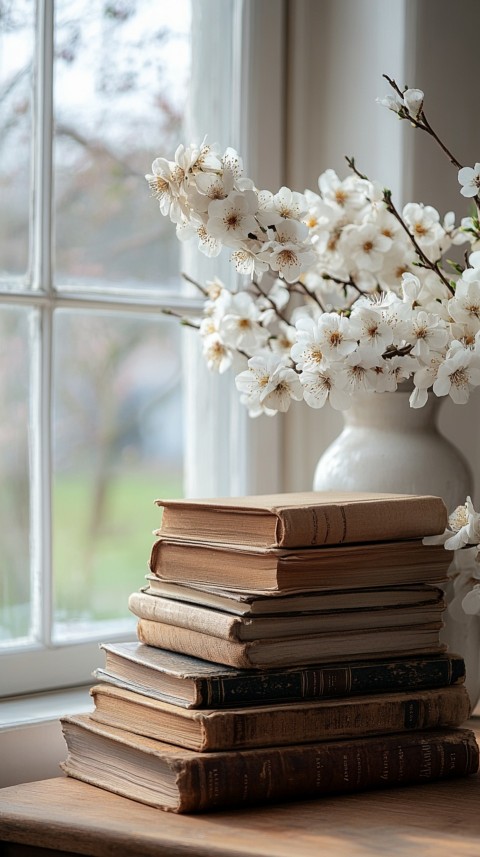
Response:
60,491,479,813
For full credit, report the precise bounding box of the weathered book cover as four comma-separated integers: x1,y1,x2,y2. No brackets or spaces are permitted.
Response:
149,538,451,593
142,578,445,616
96,642,466,709
89,683,472,752
155,490,447,548
60,715,479,813
136,617,445,669
128,590,445,641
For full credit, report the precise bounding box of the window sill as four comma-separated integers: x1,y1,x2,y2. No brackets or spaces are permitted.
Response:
0,685,94,789
0,684,93,731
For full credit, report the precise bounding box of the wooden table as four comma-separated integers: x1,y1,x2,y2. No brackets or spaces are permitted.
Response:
1,760,480,857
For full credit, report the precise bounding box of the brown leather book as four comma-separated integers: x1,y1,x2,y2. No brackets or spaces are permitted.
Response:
136,617,446,669
149,538,451,593
60,715,479,813
154,491,447,549
89,683,471,752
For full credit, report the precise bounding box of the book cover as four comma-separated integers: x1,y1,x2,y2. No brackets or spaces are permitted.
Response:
128,590,446,641
96,642,466,709
136,618,446,669
155,491,447,549
89,683,472,752
60,715,479,813
142,578,445,616
149,538,451,593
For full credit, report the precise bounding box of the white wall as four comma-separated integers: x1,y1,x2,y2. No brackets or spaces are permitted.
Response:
283,0,480,504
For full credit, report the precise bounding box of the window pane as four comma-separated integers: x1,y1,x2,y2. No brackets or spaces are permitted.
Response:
53,0,191,291
0,1,34,280
52,309,183,641
0,307,31,644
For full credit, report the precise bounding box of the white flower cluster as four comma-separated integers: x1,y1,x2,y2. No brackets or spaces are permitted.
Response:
146,87,480,419
424,497,480,617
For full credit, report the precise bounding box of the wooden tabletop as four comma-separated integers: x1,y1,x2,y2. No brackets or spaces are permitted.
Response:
1,765,480,857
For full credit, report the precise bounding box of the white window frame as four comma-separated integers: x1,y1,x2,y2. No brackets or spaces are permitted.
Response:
0,0,287,699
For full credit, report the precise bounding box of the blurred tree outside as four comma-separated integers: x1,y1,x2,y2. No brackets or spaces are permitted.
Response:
0,0,191,640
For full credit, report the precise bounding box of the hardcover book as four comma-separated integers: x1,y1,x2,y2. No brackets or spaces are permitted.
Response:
128,590,446,641
89,683,471,752
154,491,447,548
149,538,451,593
95,642,466,709
60,715,479,813
142,578,445,617
136,618,446,669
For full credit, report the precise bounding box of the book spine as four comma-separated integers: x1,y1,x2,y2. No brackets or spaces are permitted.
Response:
199,686,471,751
197,656,466,708
137,619,253,668
129,592,240,640
177,729,479,812
278,497,447,547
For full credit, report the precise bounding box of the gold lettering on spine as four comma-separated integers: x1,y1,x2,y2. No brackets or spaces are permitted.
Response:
207,767,220,804
420,739,433,778
380,750,389,781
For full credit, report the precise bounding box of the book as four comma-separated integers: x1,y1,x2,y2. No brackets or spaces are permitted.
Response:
94,642,466,709
60,715,479,813
89,683,471,752
142,578,445,616
128,590,446,641
154,490,447,549
149,538,450,593
136,618,446,669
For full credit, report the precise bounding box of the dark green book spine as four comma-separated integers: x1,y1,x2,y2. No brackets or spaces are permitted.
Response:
199,655,465,707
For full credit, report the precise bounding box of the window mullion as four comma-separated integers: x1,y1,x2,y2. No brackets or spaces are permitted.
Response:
30,0,55,647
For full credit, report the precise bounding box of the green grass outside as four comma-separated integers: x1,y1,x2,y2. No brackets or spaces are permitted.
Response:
53,469,183,624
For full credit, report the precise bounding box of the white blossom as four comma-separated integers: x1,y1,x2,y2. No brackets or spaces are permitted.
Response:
458,164,480,198
218,292,269,351
300,366,351,410
235,354,302,416
432,344,480,404
403,88,424,118
207,191,259,246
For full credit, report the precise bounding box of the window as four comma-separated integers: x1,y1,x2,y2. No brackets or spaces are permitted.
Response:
0,0,193,695
0,0,286,698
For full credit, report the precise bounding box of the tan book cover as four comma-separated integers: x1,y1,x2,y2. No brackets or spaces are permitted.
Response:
89,683,471,752
128,590,446,641
60,714,479,813
136,617,446,669
142,578,445,616
155,491,447,549
149,538,451,593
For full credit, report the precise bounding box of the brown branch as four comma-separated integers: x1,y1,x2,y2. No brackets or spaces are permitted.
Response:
383,190,455,295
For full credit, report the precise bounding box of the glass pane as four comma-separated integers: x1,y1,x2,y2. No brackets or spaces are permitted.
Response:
53,0,191,291
0,1,34,280
52,309,184,641
0,307,32,644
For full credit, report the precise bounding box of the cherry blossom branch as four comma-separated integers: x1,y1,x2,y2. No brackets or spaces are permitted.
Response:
383,76,480,218
382,190,455,295
293,280,327,313
321,272,370,297
162,308,201,328
383,76,462,169
181,272,209,296
382,343,414,360
250,278,291,324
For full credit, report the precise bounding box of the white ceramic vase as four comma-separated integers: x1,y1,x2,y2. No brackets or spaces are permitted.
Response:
313,390,480,709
